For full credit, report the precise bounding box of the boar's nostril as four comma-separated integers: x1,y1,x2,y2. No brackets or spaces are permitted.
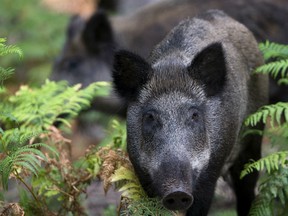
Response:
163,191,193,211
166,198,175,205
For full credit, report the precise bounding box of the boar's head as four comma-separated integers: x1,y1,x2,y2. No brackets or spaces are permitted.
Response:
51,11,114,86
113,43,227,211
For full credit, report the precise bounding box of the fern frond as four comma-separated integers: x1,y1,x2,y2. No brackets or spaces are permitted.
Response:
110,163,177,215
0,38,23,58
0,67,14,85
0,111,18,124
0,128,57,190
256,42,288,80
8,80,111,131
245,102,288,127
259,41,288,61
111,166,138,182
111,166,146,200
249,196,272,216
0,157,13,189
255,59,288,79
118,182,142,192
240,151,288,178
121,197,175,216
15,161,39,176
13,147,46,160
3,128,43,151
245,41,288,216
0,45,23,58
249,167,288,215
14,154,41,168
0,37,22,86
241,129,263,138
96,147,175,214
278,78,288,85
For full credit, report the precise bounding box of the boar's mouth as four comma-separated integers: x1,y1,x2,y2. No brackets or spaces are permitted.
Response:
137,169,194,211
139,176,194,211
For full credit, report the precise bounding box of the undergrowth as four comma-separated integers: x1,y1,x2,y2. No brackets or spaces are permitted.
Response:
0,37,111,215
241,41,288,216
2,37,287,215
0,36,174,216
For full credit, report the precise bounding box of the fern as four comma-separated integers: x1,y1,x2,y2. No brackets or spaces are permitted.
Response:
0,79,110,209
0,38,23,57
249,168,288,216
255,59,288,80
248,195,273,216
96,146,177,216
112,166,176,216
4,80,110,131
256,41,288,86
259,41,288,61
242,41,288,216
245,102,288,127
240,151,288,178
278,78,288,85
121,197,175,216
112,166,177,216
0,37,112,214
111,166,146,200
0,67,14,86
0,128,58,190
99,119,127,149
0,38,22,86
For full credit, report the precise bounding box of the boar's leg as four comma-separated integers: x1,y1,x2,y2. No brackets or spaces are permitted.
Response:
229,126,263,216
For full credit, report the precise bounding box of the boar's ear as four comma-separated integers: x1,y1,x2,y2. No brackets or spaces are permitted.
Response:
66,15,83,40
82,10,114,54
188,42,226,96
113,50,151,101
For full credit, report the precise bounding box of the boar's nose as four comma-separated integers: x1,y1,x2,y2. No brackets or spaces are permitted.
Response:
162,190,193,211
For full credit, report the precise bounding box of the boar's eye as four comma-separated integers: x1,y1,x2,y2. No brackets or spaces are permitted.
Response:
142,110,160,134
191,112,199,120
143,111,156,124
63,57,81,70
186,108,201,125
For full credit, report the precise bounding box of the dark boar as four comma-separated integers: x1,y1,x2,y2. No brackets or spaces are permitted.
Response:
51,11,114,86
112,10,268,215
51,0,287,113
51,11,126,115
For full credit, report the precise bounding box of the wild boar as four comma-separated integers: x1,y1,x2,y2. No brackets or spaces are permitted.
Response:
112,10,268,215
51,0,287,114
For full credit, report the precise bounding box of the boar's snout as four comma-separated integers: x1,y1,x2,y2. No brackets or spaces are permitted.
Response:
163,189,193,210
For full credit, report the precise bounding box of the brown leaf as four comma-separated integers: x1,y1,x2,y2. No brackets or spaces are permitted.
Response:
0,202,24,216
96,147,133,193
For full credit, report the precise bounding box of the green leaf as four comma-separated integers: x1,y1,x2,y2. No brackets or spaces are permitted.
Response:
241,151,288,178
15,161,39,176
14,147,46,160
111,167,137,182
44,189,60,197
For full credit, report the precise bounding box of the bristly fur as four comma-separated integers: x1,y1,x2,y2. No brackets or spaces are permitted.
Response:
112,9,268,215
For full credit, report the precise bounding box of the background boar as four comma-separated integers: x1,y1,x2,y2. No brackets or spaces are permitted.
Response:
51,0,287,111
112,10,268,215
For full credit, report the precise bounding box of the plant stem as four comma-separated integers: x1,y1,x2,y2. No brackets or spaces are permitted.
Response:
14,170,41,205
